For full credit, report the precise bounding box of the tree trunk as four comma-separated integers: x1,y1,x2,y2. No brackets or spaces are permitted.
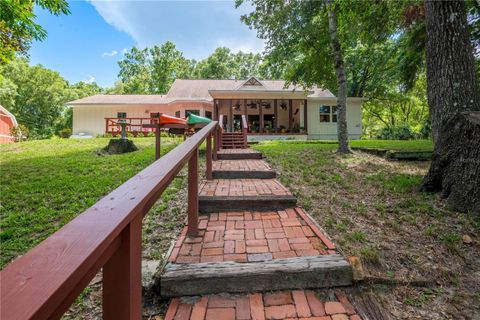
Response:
422,0,480,214
326,0,351,153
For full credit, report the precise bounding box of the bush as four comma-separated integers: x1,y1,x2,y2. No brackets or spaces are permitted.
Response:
376,124,416,140
58,128,72,138
10,124,29,141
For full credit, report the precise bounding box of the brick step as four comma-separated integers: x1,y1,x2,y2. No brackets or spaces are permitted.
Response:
160,254,352,297
164,290,363,320
212,170,276,179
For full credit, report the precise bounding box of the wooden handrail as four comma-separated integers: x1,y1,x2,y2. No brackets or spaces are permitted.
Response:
1,121,218,320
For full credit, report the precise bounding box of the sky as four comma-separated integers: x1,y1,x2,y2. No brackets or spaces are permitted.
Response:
29,0,265,88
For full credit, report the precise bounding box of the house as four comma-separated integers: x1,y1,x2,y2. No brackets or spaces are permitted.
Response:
67,77,365,140
0,105,18,144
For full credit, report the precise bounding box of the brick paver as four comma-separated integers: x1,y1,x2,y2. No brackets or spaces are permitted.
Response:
213,159,272,171
168,208,338,264
199,179,291,197
165,290,364,320
218,148,261,154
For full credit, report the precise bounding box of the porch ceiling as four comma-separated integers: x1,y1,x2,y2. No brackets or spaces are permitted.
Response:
208,90,312,100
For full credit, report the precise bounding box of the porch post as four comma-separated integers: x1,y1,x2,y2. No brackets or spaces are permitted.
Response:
206,133,213,180
274,100,278,133
259,100,264,134
244,99,248,133
304,99,308,133
288,99,293,132
213,99,217,121
229,100,233,132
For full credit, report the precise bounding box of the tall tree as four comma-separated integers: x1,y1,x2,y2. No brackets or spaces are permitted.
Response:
326,0,349,152
0,0,70,64
421,0,480,214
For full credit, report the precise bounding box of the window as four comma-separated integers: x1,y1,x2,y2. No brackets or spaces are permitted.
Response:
319,105,337,123
319,106,330,122
117,112,127,118
150,113,160,118
185,110,200,116
205,111,212,119
175,111,181,118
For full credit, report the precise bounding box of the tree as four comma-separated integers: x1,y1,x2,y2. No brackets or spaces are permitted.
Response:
117,47,152,94
0,57,80,138
0,0,70,64
238,0,355,152
421,0,480,214
195,47,234,79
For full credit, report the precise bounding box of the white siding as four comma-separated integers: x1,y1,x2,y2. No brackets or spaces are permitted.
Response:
306,99,362,140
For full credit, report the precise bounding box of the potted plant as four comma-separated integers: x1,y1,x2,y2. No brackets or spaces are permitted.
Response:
279,125,286,133
264,124,273,133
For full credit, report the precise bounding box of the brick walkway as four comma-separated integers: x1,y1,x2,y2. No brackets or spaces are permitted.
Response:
166,290,362,320
168,208,337,264
163,148,361,320
199,179,291,197
213,159,272,171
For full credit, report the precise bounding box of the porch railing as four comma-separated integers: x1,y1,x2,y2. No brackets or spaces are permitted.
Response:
105,117,158,136
0,121,219,320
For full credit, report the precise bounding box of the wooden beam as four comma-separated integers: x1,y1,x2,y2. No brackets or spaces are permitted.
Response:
229,100,233,132
244,99,248,133
288,99,293,132
206,133,212,179
304,99,308,133
274,100,278,133
213,99,217,121
259,100,264,133
187,149,199,236
155,124,161,160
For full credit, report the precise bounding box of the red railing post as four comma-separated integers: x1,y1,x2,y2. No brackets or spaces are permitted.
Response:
103,214,142,320
155,125,161,160
206,133,213,180
187,148,199,236
213,127,218,160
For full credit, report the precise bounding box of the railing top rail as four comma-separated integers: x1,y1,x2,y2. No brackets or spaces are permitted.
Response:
0,121,217,320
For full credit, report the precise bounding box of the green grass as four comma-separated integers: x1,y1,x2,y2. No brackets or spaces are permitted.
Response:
257,139,433,152
0,137,182,268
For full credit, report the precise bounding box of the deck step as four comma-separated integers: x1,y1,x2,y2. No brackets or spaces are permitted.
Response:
199,195,297,213
160,254,353,297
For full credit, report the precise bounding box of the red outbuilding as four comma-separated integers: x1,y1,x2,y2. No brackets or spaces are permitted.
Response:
0,105,18,143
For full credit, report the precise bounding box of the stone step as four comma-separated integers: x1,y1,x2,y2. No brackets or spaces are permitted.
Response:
217,149,263,160
212,170,276,179
160,254,353,297
199,195,296,212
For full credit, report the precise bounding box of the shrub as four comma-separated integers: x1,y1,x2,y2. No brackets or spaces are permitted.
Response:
58,128,72,138
376,124,416,140
10,124,29,141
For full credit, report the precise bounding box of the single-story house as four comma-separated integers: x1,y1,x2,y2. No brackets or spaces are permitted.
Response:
67,77,365,140
0,105,18,144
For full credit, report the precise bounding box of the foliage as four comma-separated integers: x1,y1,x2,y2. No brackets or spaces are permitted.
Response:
0,0,70,64
376,124,416,140
58,128,72,138
0,57,103,138
10,123,29,141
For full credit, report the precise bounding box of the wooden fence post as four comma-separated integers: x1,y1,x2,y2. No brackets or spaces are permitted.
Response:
155,125,161,160
206,133,213,180
187,149,199,236
103,214,142,320
213,128,218,160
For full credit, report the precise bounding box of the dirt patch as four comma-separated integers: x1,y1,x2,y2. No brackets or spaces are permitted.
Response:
257,145,480,319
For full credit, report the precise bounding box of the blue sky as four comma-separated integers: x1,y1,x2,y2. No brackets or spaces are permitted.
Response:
29,1,264,88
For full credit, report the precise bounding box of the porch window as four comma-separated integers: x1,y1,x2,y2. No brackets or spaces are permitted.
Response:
175,111,181,118
319,105,337,123
205,111,212,119
117,112,127,118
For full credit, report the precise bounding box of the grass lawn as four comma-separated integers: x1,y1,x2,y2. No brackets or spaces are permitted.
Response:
258,139,434,152
1,138,477,319
253,141,479,319
0,136,189,269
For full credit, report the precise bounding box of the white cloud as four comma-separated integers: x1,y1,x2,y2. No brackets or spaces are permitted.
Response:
88,0,265,59
102,50,118,57
83,75,96,84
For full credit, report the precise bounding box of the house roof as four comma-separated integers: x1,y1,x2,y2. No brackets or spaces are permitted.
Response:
0,105,18,127
66,78,335,105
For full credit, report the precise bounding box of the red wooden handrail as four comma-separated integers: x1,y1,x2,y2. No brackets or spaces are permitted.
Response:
1,121,218,320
